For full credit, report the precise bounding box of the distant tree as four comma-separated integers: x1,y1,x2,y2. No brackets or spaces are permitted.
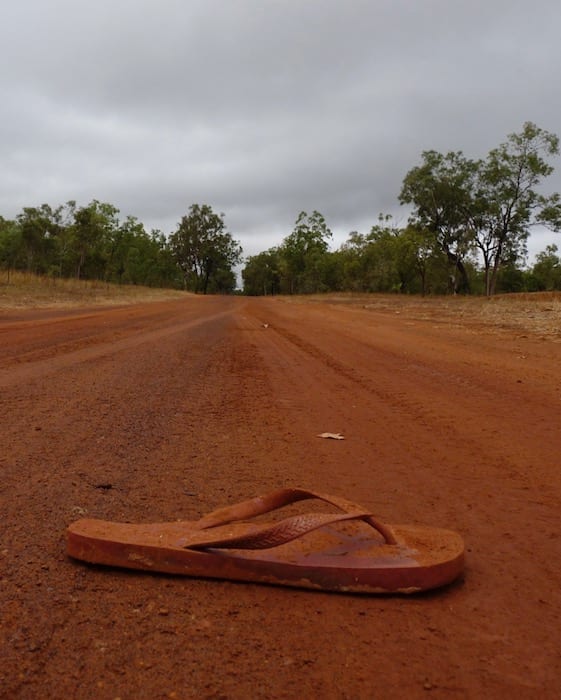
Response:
72,200,119,279
242,248,281,295
207,266,238,294
400,123,561,296
148,230,184,288
0,216,23,280
368,215,422,292
169,204,242,294
103,217,182,288
398,225,439,295
331,236,363,291
333,217,415,293
531,244,561,291
50,201,77,277
319,250,346,292
475,122,561,295
16,204,63,273
280,210,332,293
2,200,182,289
399,150,477,294
105,215,146,283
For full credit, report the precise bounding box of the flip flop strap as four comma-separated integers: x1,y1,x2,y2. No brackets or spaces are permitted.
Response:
185,510,388,551
195,487,397,545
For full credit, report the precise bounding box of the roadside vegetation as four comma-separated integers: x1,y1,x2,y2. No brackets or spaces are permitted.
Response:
243,123,561,297
2,123,561,300
0,270,188,309
0,202,241,295
291,290,561,340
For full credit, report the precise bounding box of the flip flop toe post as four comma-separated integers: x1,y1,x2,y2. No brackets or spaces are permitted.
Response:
67,488,464,594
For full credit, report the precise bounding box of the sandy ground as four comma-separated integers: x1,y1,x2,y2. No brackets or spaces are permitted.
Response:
1,295,560,699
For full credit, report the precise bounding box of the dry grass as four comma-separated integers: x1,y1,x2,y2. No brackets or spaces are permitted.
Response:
0,271,188,309
291,291,561,340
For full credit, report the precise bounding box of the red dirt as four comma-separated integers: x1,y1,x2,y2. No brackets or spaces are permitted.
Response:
1,296,560,699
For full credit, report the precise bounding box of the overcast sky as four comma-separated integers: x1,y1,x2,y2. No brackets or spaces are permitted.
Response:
2,0,561,261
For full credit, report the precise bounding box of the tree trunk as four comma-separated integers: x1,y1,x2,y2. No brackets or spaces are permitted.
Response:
489,261,500,296
488,242,504,296
446,251,470,294
484,266,491,297
420,268,427,296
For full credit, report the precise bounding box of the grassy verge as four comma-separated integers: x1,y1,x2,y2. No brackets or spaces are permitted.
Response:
287,291,561,340
0,271,188,309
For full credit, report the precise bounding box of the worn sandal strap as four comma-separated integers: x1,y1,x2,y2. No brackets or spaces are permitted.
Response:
185,510,389,551
194,488,397,545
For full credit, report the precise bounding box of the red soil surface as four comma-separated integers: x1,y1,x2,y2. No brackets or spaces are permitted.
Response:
1,296,560,699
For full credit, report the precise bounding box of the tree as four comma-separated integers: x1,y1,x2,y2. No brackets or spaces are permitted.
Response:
0,216,23,280
531,244,561,291
400,123,561,296
105,219,182,287
397,225,439,296
475,122,561,295
333,217,443,294
399,150,477,294
169,204,242,294
1,200,181,289
281,210,332,293
242,248,281,295
335,232,369,291
147,230,184,288
72,200,119,279
50,201,77,277
334,226,398,293
367,215,421,293
105,215,147,284
16,204,63,273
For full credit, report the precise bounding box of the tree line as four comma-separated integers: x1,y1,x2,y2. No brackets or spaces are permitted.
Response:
0,201,241,293
2,122,560,297
243,122,561,296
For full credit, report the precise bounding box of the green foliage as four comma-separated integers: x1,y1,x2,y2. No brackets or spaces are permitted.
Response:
330,220,453,295
0,216,23,275
3,122,560,300
169,204,242,294
334,220,400,292
0,200,188,290
476,122,561,295
16,204,62,274
400,122,561,296
242,248,281,296
72,200,119,279
239,122,560,297
279,210,333,294
399,150,479,293
530,244,561,290
240,211,334,295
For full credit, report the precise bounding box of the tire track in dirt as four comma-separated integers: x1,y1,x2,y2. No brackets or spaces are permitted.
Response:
249,298,560,489
238,298,561,695
2,296,561,698
0,302,235,388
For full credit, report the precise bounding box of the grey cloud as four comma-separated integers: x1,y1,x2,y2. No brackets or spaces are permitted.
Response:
2,0,561,261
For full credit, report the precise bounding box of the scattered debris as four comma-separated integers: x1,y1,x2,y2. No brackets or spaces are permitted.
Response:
262,323,269,328
317,432,345,440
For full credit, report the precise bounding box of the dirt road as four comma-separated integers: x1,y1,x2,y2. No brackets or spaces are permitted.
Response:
2,296,560,698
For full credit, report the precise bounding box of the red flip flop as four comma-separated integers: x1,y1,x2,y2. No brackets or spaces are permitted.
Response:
67,488,465,594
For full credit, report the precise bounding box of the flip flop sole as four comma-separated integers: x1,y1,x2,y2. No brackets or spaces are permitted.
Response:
67,519,464,594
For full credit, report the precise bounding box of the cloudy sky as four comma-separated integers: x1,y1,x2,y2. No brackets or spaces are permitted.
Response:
2,0,561,261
